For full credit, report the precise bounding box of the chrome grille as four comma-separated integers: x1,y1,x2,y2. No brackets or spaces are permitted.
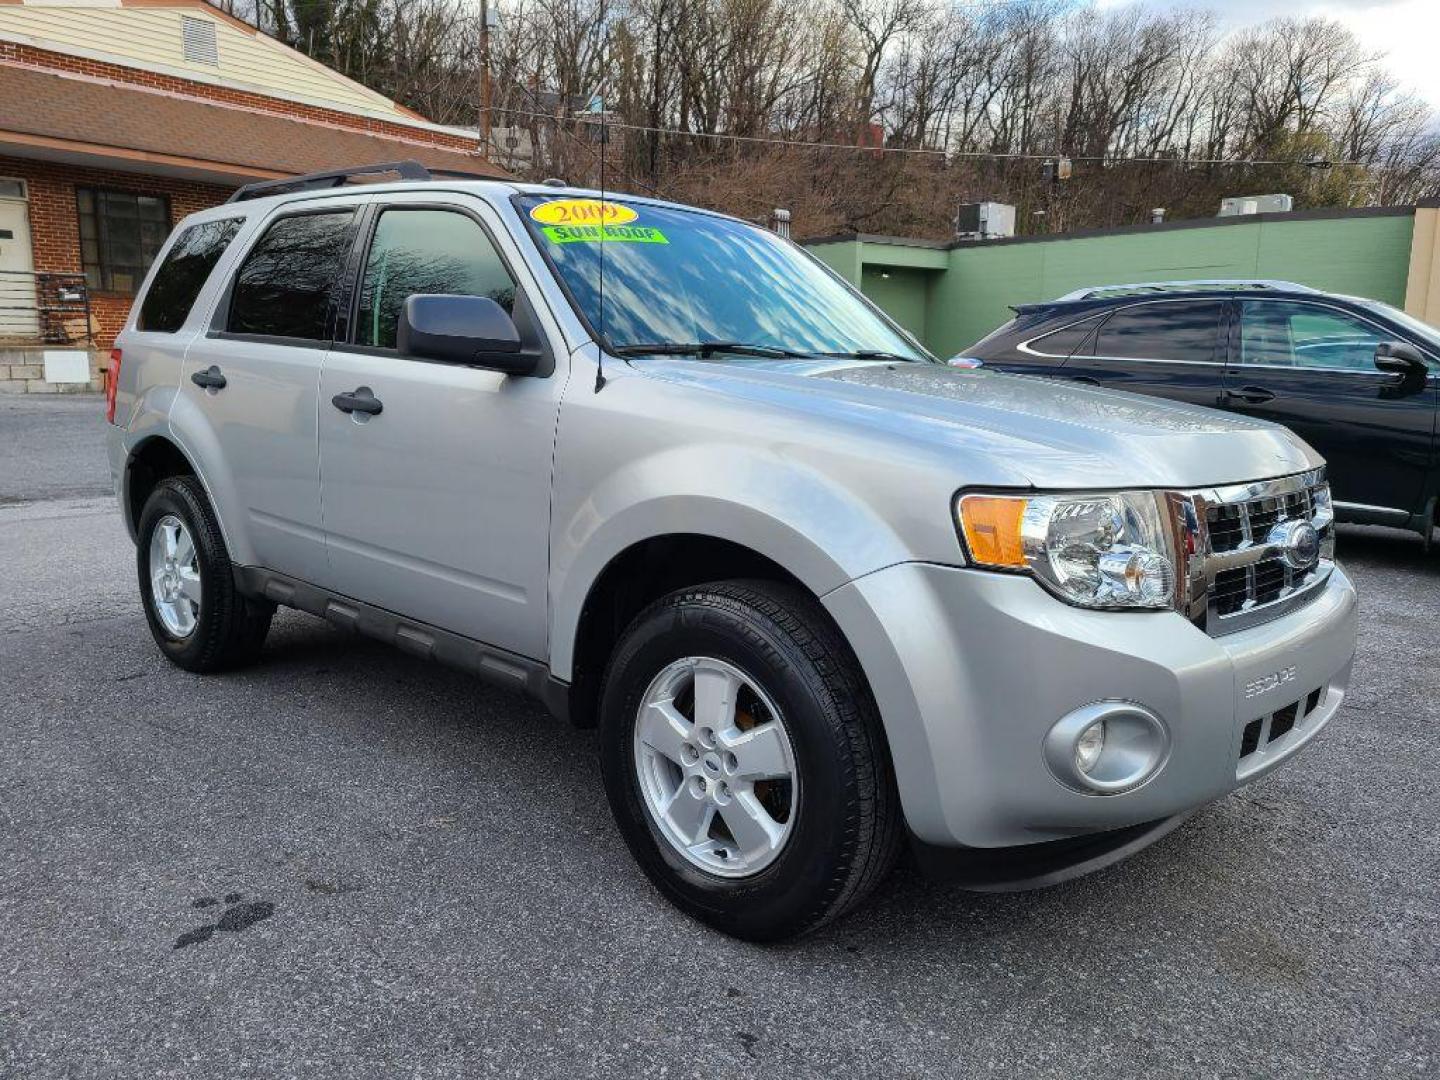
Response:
1168,468,1334,636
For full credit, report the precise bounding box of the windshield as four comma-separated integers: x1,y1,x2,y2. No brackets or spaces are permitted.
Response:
516,195,930,361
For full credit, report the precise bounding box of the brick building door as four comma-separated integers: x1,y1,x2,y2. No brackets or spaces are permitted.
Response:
0,180,39,341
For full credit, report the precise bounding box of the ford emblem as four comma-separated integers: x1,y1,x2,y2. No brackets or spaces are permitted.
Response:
1267,519,1321,570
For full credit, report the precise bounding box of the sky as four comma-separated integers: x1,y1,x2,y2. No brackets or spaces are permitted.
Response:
1097,0,1440,108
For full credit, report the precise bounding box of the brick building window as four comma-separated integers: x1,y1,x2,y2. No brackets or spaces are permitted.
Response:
76,188,170,294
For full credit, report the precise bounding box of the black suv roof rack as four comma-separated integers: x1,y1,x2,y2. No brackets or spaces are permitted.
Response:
1053,279,1317,302
225,160,499,204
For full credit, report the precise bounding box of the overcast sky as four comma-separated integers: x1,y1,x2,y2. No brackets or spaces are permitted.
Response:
1095,0,1440,108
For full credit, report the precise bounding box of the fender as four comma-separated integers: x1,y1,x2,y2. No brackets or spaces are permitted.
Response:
547,441,912,681
114,383,180,536
162,384,255,566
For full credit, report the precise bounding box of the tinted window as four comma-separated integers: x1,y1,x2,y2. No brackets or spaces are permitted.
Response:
1029,314,1102,357
1241,301,1387,372
1095,301,1222,364
228,211,354,340
356,208,515,349
137,218,242,332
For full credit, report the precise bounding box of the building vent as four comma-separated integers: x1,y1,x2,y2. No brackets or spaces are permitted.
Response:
181,16,219,66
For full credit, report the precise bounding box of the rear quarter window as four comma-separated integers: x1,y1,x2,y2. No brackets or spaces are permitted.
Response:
1027,313,1104,357
136,217,243,332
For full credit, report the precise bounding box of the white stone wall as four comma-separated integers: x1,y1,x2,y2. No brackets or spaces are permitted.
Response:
0,347,102,393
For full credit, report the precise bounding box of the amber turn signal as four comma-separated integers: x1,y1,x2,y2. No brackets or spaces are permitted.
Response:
956,494,1028,569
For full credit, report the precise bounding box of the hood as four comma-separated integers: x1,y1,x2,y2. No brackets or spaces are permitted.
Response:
625,356,1320,490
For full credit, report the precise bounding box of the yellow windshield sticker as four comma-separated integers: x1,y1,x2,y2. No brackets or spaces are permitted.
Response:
530,198,638,227
541,224,669,245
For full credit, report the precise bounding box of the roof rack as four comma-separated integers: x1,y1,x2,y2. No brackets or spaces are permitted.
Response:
226,160,493,204
1053,279,1317,302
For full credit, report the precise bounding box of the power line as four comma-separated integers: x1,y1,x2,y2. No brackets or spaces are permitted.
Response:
488,104,673,202
488,105,1376,170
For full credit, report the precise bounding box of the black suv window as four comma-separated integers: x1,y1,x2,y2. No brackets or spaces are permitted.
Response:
1240,300,1387,372
355,208,515,350
137,217,242,332
1094,301,1222,364
1029,313,1103,357
228,211,354,341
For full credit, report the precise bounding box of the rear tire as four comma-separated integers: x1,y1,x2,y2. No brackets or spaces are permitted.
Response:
598,579,902,941
136,476,273,672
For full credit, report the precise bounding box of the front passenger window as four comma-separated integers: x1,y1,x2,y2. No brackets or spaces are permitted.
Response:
1240,301,1386,372
356,208,516,350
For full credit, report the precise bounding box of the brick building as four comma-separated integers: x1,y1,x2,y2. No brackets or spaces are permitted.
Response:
0,0,503,392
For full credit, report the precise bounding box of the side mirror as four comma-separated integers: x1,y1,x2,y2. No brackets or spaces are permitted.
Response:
1374,340,1428,377
398,294,540,376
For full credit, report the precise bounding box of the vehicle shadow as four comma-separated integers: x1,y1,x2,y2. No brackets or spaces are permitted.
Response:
1335,521,1436,574
241,609,1306,959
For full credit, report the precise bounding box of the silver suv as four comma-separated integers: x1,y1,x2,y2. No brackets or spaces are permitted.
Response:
107,163,1358,941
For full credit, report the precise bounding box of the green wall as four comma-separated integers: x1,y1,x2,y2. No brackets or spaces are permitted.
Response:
808,240,862,284
860,265,931,339
810,212,1417,358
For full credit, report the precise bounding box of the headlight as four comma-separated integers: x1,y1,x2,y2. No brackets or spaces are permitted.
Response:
956,491,1176,610
1311,483,1335,531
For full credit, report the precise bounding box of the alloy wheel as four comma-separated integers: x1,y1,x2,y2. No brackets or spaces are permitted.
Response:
148,513,201,638
633,656,798,878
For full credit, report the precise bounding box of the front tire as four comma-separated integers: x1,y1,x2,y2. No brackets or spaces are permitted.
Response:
136,476,273,672
598,580,902,941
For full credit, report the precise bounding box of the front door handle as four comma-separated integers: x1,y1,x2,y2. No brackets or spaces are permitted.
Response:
1220,385,1275,405
331,386,383,416
190,365,226,390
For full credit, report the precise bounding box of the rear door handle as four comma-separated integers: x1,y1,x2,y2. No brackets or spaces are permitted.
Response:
1220,385,1275,405
190,365,226,390
331,387,383,416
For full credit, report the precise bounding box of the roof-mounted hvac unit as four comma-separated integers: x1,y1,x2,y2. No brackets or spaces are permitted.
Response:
1218,194,1293,217
956,202,1015,240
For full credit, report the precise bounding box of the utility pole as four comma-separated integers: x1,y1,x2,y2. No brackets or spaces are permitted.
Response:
479,0,493,158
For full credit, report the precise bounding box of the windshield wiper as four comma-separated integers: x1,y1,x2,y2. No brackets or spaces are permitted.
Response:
611,341,807,359
818,349,918,363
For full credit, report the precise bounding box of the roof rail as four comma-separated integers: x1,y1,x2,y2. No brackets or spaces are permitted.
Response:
1053,279,1317,302
226,160,438,204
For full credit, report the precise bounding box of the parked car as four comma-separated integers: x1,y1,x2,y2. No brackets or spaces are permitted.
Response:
107,168,1357,941
961,280,1439,543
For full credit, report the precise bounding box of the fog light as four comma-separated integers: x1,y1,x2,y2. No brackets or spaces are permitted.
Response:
1044,701,1171,794
1075,721,1106,774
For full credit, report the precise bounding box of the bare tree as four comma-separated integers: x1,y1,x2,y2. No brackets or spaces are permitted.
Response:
228,2,1440,237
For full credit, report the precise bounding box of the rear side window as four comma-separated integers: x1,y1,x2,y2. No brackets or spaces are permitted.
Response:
137,217,242,332
355,207,515,350
1095,301,1222,364
228,211,354,341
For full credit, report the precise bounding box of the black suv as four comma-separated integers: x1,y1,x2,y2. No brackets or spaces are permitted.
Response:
964,280,1439,542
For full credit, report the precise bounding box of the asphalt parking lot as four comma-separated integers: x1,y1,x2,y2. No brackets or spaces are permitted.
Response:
0,394,1435,1079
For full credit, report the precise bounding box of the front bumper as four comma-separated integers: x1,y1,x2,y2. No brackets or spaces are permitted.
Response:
823,561,1358,849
